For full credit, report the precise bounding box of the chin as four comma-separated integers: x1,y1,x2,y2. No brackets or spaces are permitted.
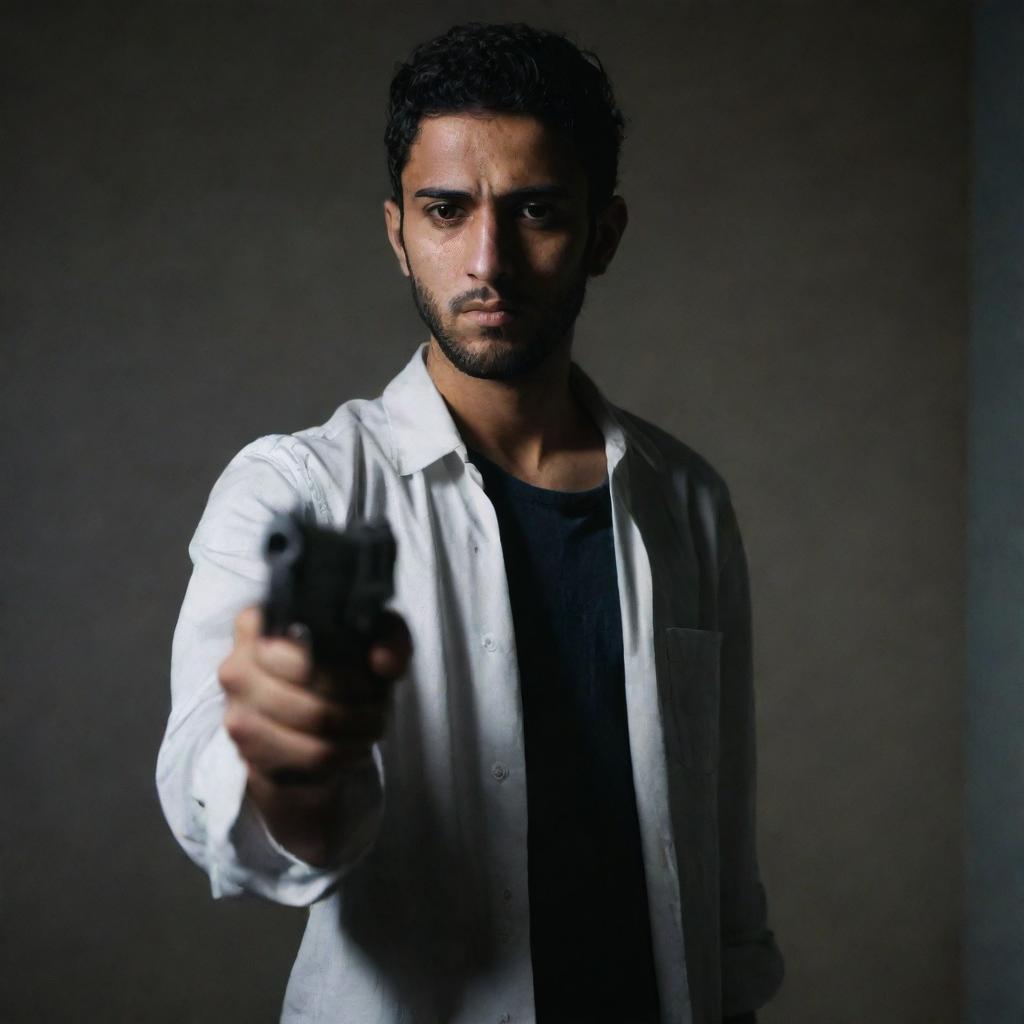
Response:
461,321,517,340
440,333,554,382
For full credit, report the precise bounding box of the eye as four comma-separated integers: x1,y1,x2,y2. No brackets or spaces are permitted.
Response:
521,203,551,221
428,203,462,223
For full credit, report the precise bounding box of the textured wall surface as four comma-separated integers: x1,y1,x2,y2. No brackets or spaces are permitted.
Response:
2,3,967,1022
966,2,1024,1021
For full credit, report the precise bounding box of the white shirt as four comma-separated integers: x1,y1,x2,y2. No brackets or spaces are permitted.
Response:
156,342,783,1024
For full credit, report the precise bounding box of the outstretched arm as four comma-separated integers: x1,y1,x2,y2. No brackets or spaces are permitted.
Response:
155,438,395,905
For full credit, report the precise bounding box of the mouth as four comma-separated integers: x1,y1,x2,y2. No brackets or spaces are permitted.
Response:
460,309,519,326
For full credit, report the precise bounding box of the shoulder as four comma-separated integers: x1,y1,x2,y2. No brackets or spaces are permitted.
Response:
611,404,747,563
224,393,388,471
608,405,752,586
206,394,393,523
613,404,732,503
293,394,390,454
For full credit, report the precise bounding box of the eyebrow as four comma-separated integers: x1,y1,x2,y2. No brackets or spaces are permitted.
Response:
412,185,573,202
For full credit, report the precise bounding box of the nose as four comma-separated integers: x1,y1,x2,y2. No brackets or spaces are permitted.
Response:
466,203,511,283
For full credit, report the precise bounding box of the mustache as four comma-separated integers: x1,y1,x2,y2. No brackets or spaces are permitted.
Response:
448,288,521,313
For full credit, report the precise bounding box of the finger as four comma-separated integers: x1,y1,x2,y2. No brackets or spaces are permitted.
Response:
254,636,313,686
234,605,262,645
224,703,349,777
254,739,378,788
264,742,375,785
240,673,390,740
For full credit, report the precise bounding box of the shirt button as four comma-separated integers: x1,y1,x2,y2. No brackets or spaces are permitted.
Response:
502,888,512,902
481,633,498,652
491,762,509,782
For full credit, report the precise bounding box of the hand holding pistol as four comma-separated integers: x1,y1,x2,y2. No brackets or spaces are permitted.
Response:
217,510,411,865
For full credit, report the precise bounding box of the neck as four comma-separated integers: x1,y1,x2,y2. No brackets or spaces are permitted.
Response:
424,336,600,474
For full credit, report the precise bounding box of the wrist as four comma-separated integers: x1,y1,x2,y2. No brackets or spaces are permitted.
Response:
246,768,346,867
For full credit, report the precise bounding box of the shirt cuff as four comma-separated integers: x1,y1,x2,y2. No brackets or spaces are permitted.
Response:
192,724,350,905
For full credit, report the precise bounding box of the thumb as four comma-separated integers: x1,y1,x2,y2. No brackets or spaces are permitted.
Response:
234,604,263,644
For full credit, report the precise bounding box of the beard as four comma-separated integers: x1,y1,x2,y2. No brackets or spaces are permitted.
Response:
405,263,590,382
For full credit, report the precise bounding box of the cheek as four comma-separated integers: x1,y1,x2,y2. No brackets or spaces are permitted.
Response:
531,228,589,274
421,232,464,270
407,239,452,284
526,251,586,294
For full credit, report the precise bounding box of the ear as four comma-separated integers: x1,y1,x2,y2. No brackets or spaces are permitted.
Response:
586,195,629,277
384,198,410,277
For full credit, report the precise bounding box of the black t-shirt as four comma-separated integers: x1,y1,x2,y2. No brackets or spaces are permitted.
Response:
466,446,661,1024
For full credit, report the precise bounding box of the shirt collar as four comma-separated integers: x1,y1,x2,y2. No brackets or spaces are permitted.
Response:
381,342,663,477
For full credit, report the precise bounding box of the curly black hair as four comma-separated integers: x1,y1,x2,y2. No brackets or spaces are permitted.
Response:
385,22,626,218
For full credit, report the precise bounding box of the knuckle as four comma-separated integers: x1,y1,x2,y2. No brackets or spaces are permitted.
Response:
297,654,314,683
220,659,252,696
223,704,248,742
217,658,239,691
300,741,336,774
259,640,309,684
287,649,313,686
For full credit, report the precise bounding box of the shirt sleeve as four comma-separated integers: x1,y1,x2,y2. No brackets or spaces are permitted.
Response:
155,435,385,906
715,485,785,1016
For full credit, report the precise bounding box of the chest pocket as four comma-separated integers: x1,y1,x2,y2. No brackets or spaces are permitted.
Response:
664,626,722,774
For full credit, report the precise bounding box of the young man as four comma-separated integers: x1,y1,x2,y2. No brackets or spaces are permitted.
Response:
157,22,783,1024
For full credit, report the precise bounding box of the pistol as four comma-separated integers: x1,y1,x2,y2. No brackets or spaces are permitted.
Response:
261,508,397,675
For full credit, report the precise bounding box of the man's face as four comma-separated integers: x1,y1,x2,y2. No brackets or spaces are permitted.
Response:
384,112,605,381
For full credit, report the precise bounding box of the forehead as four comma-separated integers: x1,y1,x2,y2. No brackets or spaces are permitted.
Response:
402,112,585,193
